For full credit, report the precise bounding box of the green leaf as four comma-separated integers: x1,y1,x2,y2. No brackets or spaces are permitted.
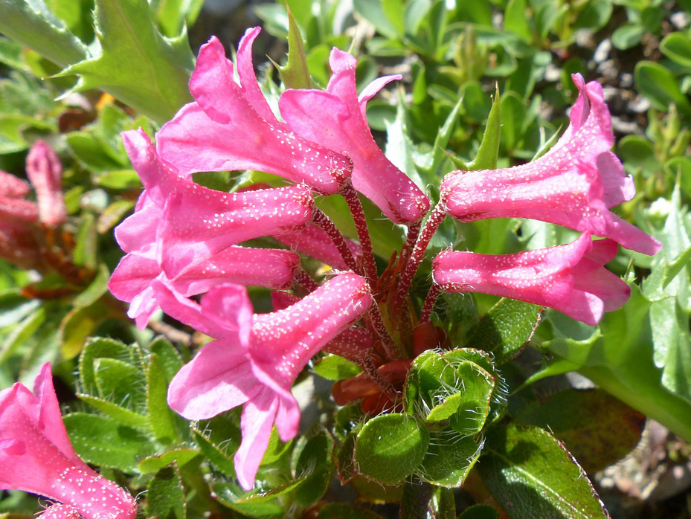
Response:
477,424,609,519
60,0,194,124
417,96,464,177
64,412,153,471
317,503,386,519
0,0,88,67
148,352,184,444
147,465,186,519
277,6,312,89
461,81,491,123
60,301,113,360
500,90,528,152
214,478,307,517
149,336,184,382
152,0,205,38
467,85,501,171
79,337,132,392
354,413,429,484
458,505,500,519
97,199,136,233
573,0,613,31
139,448,201,474
72,263,110,308
467,298,542,362
661,32,691,67
0,307,46,364
385,100,425,190
635,61,691,115
0,37,27,70
313,354,362,380
73,213,98,269
93,357,145,411
193,411,242,478
353,0,399,39
336,430,358,484
515,389,645,473
612,24,644,50
419,431,481,487
294,431,334,506
77,394,149,428
504,0,531,39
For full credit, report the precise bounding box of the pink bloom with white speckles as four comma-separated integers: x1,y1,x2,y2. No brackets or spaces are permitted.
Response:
432,233,630,325
39,504,81,519
122,128,315,279
156,28,353,196
109,245,302,329
279,48,430,224
26,141,67,227
0,363,137,519
159,273,372,490
440,74,661,256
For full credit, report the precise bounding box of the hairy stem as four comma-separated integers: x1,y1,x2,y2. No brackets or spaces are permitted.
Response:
312,208,360,273
368,303,401,361
420,284,442,323
294,268,319,293
393,201,447,317
400,221,421,266
341,184,378,283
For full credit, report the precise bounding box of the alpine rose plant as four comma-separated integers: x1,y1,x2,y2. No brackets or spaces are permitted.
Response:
108,27,661,491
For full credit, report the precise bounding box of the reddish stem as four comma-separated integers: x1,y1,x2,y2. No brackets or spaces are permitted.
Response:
368,303,400,361
400,221,421,266
312,208,360,273
294,268,319,293
341,185,378,283
420,283,442,323
393,201,447,316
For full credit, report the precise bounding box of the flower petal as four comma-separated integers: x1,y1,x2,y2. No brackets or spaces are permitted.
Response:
234,388,279,490
167,340,260,420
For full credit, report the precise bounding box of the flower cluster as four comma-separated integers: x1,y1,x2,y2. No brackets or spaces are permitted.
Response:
0,141,66,270
107,27,660,490
0,364,137,519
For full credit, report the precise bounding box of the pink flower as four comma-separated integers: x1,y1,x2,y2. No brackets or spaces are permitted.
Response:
0,363,137,519
26,141,67,227
121,128,315,278
432,233,630,325
109,245,302,329
160,273,372,490
440,74,661,256
156,28,353,196
279,48,430,224
0,168,39,223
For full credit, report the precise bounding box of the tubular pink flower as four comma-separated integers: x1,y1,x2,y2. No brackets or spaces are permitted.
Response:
0,363,137,519
26,141,67,227
122,128,315,278
156,28,352,195
40,504,81,519
270,290,374,362
279,49,430,224
274,223,362,270
432,234,630,325
108,246,302,329
0,169,30,198
161,273,372,490
440,74,661,256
